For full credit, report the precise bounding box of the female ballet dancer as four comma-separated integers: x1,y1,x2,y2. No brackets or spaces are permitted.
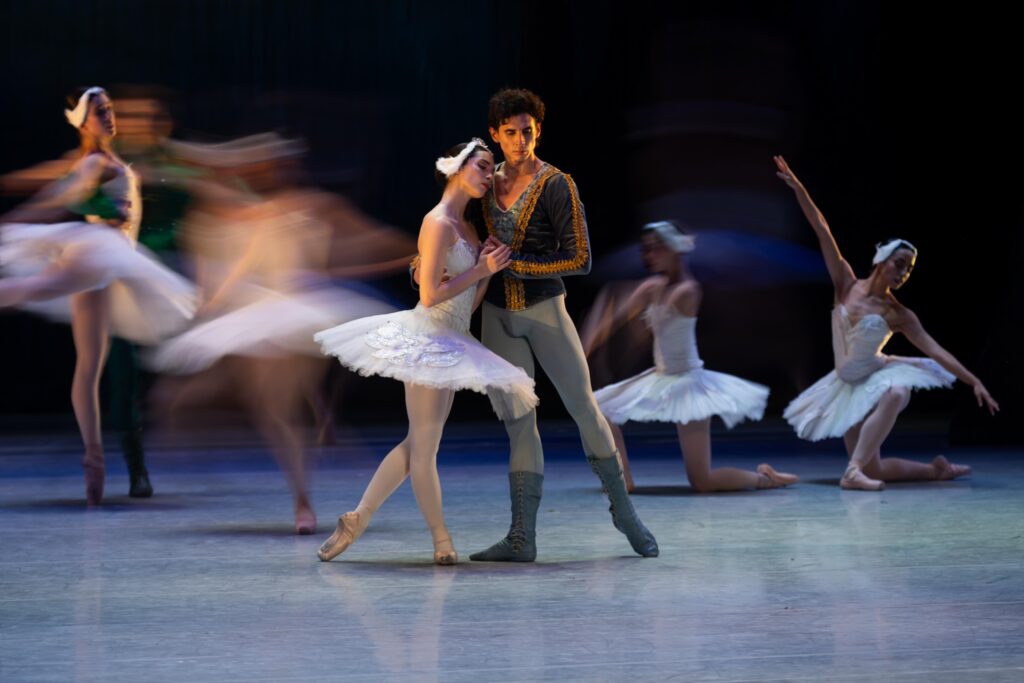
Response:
0,87,195,505
774,155,999,490
315,139,538,564
590,221,798,492
149,135,395,534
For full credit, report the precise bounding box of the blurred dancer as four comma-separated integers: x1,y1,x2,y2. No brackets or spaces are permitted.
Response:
151,134,395,534
775,156,998,490
586,221,798,492
0,87,195,505
315,139,537,564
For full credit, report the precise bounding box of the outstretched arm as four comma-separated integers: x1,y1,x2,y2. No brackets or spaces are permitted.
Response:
897,306,1000,414
774,155,856,301
581,276,663,356
1,154,108,223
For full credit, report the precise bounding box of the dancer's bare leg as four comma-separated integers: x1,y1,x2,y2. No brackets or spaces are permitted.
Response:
69,288,112,505
405,383,457,562
248,358,316,533
606,420,635,492
846,387,966,484
319,383,456,562
678,419,759,492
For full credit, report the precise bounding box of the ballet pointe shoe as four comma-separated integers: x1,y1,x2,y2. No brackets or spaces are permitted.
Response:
932,455,972,481
82,445,105,507
840,463,885,491
433,536,458,566
756,463,800,489
317,509,368,561
294,501,317,536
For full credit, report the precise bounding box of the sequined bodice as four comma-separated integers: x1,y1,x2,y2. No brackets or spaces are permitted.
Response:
644,303,704,374
832,305,892,383
486,162,550,244
415,238,478,332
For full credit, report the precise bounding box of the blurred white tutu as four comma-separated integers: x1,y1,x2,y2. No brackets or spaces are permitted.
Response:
1,221,196,343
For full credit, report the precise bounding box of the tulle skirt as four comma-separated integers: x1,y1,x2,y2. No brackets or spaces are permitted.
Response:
1,221,195,343
150,286,392,374
314,306,538,422
595,366,769,429
784,357,955,441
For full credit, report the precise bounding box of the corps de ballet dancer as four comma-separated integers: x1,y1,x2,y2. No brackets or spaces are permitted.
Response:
588,221,799,492
775,155,998,490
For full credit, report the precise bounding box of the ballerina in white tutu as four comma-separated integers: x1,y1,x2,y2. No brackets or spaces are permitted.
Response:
0,87,195,505
588,221,798,492
315,138,538,564
775,156,998,491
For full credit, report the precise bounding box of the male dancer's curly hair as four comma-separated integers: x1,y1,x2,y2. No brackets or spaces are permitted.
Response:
488,88,546,130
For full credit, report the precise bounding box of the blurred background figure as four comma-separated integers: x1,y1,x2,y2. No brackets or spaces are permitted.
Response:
0,86,196,498
149,132,412,533
584,221,798,492
0,86,195,505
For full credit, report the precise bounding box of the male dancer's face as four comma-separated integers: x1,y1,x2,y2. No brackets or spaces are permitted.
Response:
489,113,541,165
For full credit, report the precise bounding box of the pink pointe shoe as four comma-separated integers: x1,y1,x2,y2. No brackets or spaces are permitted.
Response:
82,447,105,506
840,463,885,491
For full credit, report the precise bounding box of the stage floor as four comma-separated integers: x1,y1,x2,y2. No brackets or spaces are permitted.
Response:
1,421,1022,682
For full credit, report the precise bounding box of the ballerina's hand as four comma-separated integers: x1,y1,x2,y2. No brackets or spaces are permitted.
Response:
974,382,1000,415
479,243,511,274
773,155,804,191
482,235,505,254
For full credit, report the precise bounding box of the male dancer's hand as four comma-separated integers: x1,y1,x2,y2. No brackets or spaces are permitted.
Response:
479,242,511,274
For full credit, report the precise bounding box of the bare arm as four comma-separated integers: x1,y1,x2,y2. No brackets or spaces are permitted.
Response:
2,154,107,223
581,276,663,356
896,307,999,414
418,216,509,308
774,155,856,301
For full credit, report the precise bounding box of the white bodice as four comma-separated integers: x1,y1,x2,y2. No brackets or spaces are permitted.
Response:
644,302,704,374
415,238,477,333
831,305,892,383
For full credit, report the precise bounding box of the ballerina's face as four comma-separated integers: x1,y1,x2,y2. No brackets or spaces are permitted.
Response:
83,92,117,139
879,247,916,289
640,232,677,274
456,149,494,199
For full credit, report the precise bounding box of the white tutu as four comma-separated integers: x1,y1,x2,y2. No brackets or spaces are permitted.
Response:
596,366,768,428
315,305,538,422
150,285,393,374
1,221,196,343
784,306,956,441
784,358,955,441
595,303,768,428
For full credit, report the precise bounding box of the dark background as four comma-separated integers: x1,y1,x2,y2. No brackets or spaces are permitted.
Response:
1,1,1019,442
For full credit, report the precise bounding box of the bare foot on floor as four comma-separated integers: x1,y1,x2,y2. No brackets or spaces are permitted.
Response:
933,455,972,481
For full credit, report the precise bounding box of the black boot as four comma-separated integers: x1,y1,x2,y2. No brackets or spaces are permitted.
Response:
470,472,543,562
122,429,153,498
587,455,658,557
